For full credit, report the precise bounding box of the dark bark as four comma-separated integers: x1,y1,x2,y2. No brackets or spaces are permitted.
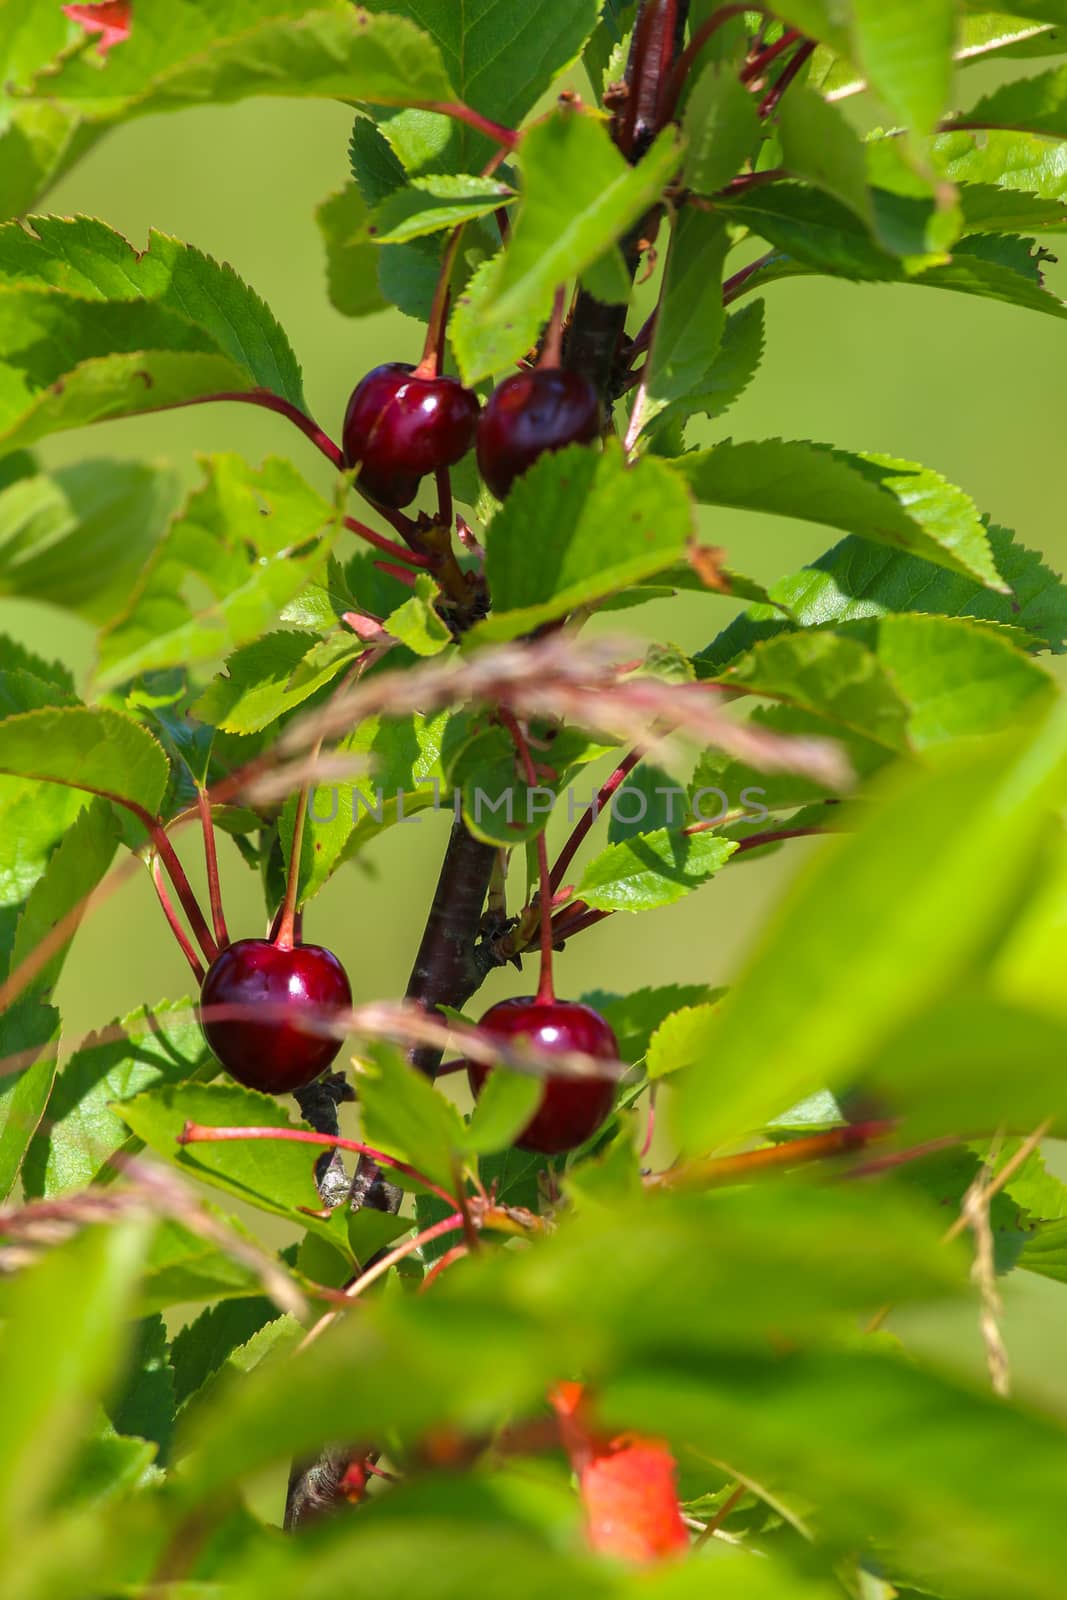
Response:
403,811,500,1077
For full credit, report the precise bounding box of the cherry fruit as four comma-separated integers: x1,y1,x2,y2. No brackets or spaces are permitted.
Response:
476,368,603,499
466,997,618,1155
200,938,352,1095
342,362,480,508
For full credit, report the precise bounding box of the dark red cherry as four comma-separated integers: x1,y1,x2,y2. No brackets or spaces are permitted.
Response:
342,362,480,508
466,997,618,1155
476,368,603,499
200,938,352,1095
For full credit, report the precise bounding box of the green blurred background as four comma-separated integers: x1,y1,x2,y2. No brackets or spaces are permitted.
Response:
4,68,1067,1403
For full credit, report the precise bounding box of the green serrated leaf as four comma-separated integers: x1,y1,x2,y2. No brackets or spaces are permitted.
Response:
574,828,737,913
581,984,721,1065
647,1000,722,1081
719,183,1067,324
779,84,874,227
465,1069,543,1157
848,0,957,138
107,1314,175,1464
30,4,455,122
23,998,212,1199
297,709,453,897
472,440,694,643
0,705,169,813
192,630,343,737
639,210,728,434
711,628,912,750
683,60,761,197
0,459,181,625
356,1041,464,1194
118,1082,354,1253
700,522,1067,670
0,1217,148,1541
137,1213,270,1317
0,217,306,453
384,575,452,656
676,439,1007,590
673,695,1067,1152
369,174,515,244
648,299,766,446
453,112,682,382
958,61,1067,140
169,1295,281,1409
361,0,602,172
98,456,341,690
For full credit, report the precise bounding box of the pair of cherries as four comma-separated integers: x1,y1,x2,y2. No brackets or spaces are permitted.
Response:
341,361,602,507
201,943,616,1155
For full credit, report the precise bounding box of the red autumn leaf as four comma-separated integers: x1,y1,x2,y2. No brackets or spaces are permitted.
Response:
550,1382,689,1564
63,1,132,54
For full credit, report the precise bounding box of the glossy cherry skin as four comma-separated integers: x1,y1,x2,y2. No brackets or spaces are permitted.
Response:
342,362,480,508
476,368,603,499
200,938,352,1095
466,997,618,1155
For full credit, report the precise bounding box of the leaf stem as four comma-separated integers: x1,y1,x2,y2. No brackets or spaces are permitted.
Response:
177,1121,458,1208
196,787,229,951
722,250,776,304
182,389,345,471
420,102,518,150
549,749,643,893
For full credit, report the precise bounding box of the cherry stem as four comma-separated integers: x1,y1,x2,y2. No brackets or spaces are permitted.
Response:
136,808,218,963
758,38,815,118
275,781,311,950
344,514,435,569
540,286,567,369
740,26,799,84
649,1119,897,1190
196,787,229,951
499,710,556,1005
661,4,750,126
150,858,206,983
181,390,345,471
549,749,643,893
417,225,466,378
420,102,517,151
178,1122,459,1209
